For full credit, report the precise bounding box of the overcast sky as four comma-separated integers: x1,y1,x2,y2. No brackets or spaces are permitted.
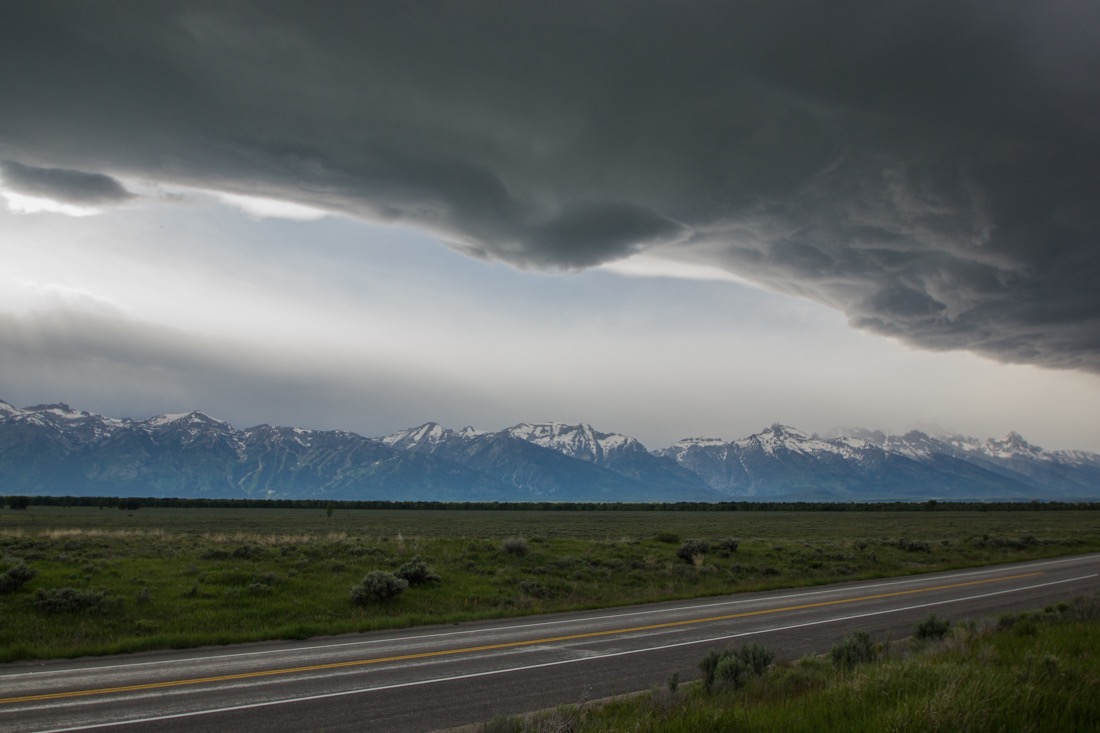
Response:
2,1,1099,451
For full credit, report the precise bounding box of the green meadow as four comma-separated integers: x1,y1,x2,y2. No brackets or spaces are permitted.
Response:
1,505,1098,662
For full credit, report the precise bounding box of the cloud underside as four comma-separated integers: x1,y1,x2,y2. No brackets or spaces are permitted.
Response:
0,160,133,205
1,1,1098,371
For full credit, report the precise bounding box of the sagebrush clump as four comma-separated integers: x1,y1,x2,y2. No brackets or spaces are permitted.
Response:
715,538,740,555
700,642,775,691
830,630,877,669
677,540,709,564
396,556,441,586
502,537,529,556
33,587,115,614
350,571,408,605
0,559,37,594
914,613,951,640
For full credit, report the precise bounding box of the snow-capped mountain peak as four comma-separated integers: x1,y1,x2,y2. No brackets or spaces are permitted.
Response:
28,402,77,415
673,437,727,447
505,421,644,463
4,399,1099,501
0,402,130,441
984,431,1047,461
738,424,840,457
23,403,115,425
145,412,192,427
380,422,457,450
411,422,448,443
143,411,231,430
656,437,727,463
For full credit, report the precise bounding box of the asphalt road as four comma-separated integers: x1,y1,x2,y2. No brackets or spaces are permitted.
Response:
3,553,1098,733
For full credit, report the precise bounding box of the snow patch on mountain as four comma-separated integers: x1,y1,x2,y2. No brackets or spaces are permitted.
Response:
4,399,1099,501
671,437,727,448
380,422,459,450
145,412,192,427
505,422,644,463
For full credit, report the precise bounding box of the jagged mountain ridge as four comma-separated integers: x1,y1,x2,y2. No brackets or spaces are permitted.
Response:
655,424,1095,499
842,427,1100,499
380,422,718,500
0,402,509,500
2,401,1098,500
502,422,708,492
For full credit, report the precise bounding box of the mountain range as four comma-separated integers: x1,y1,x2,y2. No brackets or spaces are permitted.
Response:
2,400,1098,502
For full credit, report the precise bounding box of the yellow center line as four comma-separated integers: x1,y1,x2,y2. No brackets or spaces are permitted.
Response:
1,571,1041,705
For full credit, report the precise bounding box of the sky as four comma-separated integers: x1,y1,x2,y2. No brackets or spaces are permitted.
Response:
2,1,1099,452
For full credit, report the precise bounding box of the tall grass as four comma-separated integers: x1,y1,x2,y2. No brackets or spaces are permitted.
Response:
486,596,1100,732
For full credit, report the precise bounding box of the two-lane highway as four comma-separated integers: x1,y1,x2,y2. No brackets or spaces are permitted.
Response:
3,553,1098,732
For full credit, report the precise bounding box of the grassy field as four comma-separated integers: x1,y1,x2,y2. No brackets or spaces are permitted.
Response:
2,506,1098,662
482,595,1100,732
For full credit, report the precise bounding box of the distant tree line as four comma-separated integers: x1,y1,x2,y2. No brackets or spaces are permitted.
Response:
2,495,1096,512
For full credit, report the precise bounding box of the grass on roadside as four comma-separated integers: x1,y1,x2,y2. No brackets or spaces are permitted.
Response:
482,594,1100,732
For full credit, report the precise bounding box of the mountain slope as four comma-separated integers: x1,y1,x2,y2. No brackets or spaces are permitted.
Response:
656,425,1093,500
2,400,1097,501
502,422,711,493
381,422,716,501
0,402,509,500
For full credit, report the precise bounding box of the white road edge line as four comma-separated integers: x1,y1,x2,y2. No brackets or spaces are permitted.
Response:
22,572,1097,733
5,552,1094,679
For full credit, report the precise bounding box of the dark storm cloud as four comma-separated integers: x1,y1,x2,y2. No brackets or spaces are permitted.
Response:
1,1,1098,370
1,161,134,205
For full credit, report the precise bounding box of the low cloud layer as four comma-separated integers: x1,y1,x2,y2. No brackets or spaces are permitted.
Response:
0,304,478,437
0,160,134,205
1,2,1098,370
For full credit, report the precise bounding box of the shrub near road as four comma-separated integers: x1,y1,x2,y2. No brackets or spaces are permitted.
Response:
0,506,1097,661
491,596,1100,733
